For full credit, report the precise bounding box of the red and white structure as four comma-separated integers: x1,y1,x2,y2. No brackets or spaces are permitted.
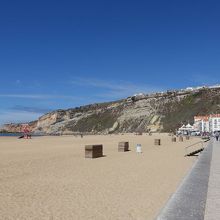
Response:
21,124,31,139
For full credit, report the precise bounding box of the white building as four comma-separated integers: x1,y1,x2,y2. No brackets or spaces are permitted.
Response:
194,114,220,133
209,114,220,132
194,116,209,132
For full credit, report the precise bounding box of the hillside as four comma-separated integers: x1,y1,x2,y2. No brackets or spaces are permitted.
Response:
2,86,220,134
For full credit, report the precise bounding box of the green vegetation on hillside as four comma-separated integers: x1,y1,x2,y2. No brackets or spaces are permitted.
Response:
67,111,118,132
161,90,220,132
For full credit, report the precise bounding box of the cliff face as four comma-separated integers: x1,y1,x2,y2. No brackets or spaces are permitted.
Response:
2,86,220,134
2,121,38,133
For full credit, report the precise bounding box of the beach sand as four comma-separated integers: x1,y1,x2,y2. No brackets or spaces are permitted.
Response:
0,134,197,220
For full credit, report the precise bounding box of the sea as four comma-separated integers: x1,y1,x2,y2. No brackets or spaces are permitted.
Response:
0,133,50,137
0,133,22,137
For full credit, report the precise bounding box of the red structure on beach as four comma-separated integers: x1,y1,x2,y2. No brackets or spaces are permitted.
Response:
21,124,31,139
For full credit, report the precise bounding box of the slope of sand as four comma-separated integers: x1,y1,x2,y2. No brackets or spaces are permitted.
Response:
0,134,197,220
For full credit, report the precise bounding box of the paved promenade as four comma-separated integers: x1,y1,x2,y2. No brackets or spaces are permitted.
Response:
204,139,220,219
156,140,214,220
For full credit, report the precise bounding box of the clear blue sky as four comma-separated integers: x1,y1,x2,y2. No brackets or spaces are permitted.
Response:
0,0,220,125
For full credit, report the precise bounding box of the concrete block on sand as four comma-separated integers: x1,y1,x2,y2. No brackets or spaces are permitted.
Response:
172,137,176,142
154,139,161,145
179,136,183,142
118,142,129,152
85,145,103,158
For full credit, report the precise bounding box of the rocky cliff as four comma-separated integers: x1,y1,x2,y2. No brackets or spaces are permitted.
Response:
1,120,38,133
2,86,220,134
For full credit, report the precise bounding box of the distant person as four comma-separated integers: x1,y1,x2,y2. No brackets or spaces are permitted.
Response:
214,131,220,141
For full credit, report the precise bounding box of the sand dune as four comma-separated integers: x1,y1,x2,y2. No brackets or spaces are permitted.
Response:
0,134,197,220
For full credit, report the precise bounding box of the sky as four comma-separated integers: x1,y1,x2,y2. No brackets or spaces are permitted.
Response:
0,0,220,125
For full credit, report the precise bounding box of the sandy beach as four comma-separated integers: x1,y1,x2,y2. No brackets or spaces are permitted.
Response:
0,134,197,220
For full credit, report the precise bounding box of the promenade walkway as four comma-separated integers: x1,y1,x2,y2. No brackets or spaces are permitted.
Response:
156,139,220,220
204,139,220,219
